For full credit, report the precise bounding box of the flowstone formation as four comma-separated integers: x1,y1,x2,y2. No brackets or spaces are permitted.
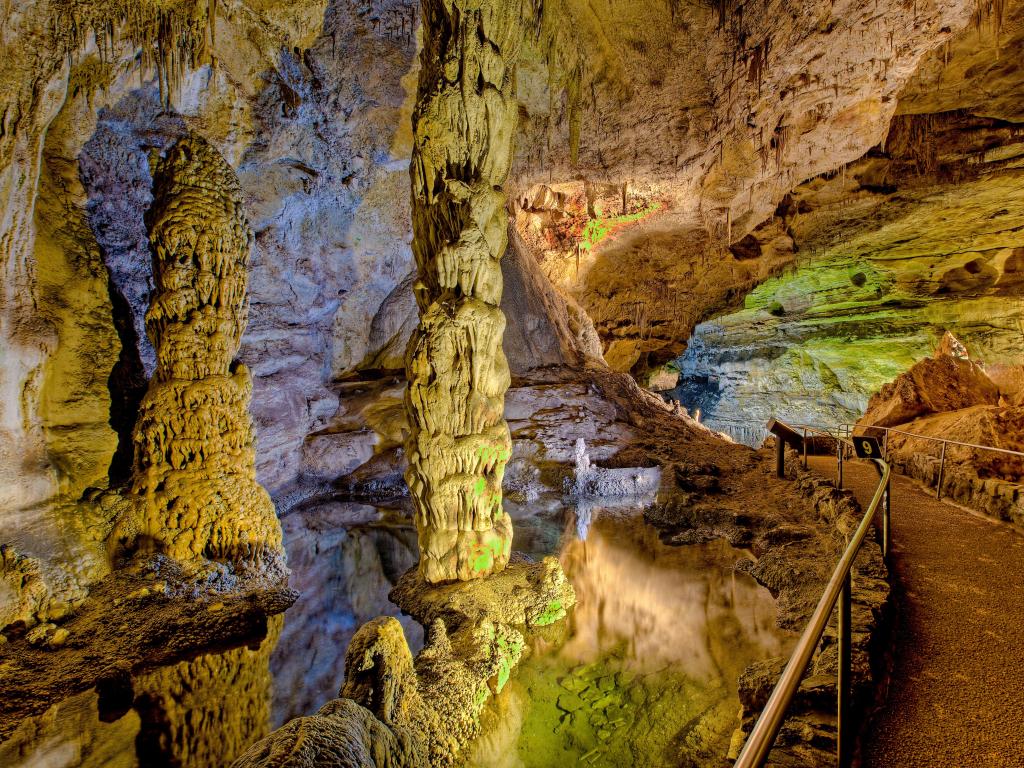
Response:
233,558,576,768
405,0,526,582
109,134,282,565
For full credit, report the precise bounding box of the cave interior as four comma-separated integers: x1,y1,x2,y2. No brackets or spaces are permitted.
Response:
0,0,1023,766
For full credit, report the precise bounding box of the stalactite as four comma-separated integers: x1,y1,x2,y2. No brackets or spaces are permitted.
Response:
747,36,771,95
406,0,526,583
48,0,215,107
109,134,282,565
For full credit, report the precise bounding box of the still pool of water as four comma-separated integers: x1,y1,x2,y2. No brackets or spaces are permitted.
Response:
0,498,794,767
468,502,795,768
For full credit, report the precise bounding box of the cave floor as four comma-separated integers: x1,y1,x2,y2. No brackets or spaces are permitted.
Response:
807,457,1024,768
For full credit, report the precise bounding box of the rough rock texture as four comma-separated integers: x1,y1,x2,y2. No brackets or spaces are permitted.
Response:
880,408,1024,526
3,0,1016,617
108,134,283,565
270,502,424,725
0,0,421,619
670,108,1024,441
235,617,432,768
404,0,525,582
233,558,576,768
858,338,1024,524
861,341,1001,428
0,563,296,742
507,0,986,376
565,437,661,499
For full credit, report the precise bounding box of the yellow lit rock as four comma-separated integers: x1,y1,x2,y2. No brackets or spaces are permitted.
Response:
109,134,283,565
405,0,526,583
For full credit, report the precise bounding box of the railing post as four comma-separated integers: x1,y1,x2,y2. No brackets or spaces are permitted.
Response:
936,441,946,500
776,435,786,479
837,438,844,489
883,477,891,560
883,429,889,459
837,569,852,768
803,428,809,469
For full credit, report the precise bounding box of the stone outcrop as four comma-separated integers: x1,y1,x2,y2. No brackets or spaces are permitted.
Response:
108,134,282,565
858,334,1024,524
233,558,576,768
669,109,1024,442
645,447,890,766
404,0,526,583
861,335,1001,428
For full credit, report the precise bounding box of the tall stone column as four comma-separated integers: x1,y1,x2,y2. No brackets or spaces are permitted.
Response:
109,134,282,565
406,0,526,582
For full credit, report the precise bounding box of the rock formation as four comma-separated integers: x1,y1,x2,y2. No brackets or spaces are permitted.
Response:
669,108,1024,442
233,558,576,768
858,333,1024,523
109,134,282,565
404,0,525,582
860,332,1001,429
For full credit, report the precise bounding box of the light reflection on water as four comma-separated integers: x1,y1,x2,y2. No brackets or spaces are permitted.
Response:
0,499,792,768
468,503,796,768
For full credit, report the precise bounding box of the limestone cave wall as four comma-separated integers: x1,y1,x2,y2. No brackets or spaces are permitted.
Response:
2,0,1023,622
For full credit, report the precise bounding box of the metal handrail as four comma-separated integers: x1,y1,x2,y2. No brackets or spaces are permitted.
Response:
841,422,1024,459
834,422,1023,501
736,420,891,768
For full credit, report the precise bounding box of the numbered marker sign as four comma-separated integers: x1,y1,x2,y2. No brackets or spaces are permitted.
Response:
854,435,882,459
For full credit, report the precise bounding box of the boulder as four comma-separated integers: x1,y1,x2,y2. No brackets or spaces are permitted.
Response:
861,344,1000,428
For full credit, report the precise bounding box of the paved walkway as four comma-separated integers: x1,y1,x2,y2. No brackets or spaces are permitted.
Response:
807,456,1024,768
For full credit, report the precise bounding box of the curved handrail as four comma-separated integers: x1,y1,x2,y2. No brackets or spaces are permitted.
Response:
842,422,1024,459
735,420,890,768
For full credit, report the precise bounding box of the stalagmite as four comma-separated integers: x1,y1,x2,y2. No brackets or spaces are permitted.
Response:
405,0,526,583
109,134,282,565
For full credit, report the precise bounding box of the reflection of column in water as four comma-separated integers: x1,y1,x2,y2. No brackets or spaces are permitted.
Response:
572,503,594,541
132,614,282,767
557,523,791,681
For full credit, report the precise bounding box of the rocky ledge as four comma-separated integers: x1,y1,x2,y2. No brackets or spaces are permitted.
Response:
0,564,295,742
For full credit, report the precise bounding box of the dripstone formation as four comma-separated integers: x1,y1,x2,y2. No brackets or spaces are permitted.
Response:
405,0,526,582
109,134,282,565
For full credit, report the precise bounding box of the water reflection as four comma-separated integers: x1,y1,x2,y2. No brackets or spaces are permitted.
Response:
1,499,791,767
270,501,421,724
133,615,283,767
468,504,796,768
1,501,421,768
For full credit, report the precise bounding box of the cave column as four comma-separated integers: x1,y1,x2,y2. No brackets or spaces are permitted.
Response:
109,134,282,565
405,0,526,582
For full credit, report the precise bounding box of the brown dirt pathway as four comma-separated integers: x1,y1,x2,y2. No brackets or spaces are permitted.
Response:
807,456,1024,768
